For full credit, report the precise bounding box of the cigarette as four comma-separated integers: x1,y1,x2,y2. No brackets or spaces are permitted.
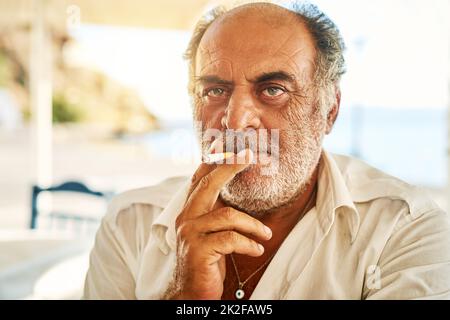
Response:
203,152,235,164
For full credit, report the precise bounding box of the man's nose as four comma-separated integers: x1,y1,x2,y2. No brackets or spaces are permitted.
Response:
221,88,261,130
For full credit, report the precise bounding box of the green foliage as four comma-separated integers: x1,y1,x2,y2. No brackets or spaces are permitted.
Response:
52,94,83,123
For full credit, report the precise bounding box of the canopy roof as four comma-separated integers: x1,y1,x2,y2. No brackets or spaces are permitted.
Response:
0,0,224,30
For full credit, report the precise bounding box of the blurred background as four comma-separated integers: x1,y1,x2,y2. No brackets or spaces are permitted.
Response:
0,0,448,299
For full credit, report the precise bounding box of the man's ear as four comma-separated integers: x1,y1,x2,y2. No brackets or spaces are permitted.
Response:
325,86,341,134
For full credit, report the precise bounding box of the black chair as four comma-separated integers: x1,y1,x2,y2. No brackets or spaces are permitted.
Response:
30,181,113,231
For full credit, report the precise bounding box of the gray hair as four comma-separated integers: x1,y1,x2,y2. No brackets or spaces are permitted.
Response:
184,1,346,116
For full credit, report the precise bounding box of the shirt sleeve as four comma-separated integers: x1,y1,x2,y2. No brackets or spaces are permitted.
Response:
364,208,450,299
83,206,140,300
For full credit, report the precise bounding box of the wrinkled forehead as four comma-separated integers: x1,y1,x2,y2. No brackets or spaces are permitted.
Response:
196,6,317,80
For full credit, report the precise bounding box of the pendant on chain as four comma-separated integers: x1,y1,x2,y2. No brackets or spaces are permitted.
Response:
235,283,245,299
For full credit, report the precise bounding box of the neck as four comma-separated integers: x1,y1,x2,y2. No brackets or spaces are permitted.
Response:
258,164,319,232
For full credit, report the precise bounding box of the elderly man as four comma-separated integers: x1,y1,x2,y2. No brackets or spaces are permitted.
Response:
83,2,450,300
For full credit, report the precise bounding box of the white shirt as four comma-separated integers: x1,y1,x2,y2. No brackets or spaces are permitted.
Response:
83,151,450,299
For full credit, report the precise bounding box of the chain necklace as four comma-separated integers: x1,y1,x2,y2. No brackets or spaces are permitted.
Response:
230,187,317,300
230,250,276,299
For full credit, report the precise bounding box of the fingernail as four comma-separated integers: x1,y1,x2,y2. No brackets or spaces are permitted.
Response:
264,225,272,238
258,244,264,253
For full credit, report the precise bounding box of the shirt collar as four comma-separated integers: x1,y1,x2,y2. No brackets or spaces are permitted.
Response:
151,179,190,254
316,150,361,243
151,149,361,254
333,153,440,220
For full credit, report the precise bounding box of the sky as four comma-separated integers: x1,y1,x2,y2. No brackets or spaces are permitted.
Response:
66,0,449,123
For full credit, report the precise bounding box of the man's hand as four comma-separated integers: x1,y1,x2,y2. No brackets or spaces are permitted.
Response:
163,150,272,299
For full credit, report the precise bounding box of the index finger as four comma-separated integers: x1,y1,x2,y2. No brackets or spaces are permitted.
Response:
184,149,253,219
187,162,216,199
186,137,225,197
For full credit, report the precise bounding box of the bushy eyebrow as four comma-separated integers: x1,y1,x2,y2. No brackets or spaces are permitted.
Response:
194,70,297,87
252,71,297,85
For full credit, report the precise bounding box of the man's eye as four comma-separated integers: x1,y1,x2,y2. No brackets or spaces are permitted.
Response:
262,87,285,97
206,88,225,97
